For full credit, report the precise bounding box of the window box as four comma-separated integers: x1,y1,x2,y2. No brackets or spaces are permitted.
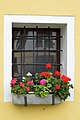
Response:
10,64,73,105
12,94,62,105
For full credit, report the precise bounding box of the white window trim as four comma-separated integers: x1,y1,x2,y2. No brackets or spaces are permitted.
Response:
4,15,74,102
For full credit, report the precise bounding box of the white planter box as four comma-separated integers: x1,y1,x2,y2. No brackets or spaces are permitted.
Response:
12,94,62,105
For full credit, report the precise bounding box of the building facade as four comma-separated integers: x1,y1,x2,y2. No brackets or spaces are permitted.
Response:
0,0,79,120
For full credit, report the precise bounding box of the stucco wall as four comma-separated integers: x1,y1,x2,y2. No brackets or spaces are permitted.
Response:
0,0,80,120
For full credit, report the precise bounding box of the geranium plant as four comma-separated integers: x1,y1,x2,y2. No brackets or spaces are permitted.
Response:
10,63,73,101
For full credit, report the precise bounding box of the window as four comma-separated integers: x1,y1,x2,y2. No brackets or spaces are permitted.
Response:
12,27,62,80
4,15,74,101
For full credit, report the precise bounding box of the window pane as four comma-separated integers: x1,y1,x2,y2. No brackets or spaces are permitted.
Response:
22,31,33,50
52,66,58,73
13,30,22,50
50,52,57,64
34,31,43,50
35,65,53,73
52,32,56,36
22,52,33,64
26,31,33,36
13,65,21,77
35,65,46,73
22,65,33,76
34,39,43,50
14,39,21,50
50,40,56,50
13,52,21,63
13,30,22,36
22,39,33,50
34,52,49,63
44,38,49,49
16,77,22,81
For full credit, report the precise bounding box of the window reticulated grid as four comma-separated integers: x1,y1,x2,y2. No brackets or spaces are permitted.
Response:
12,27,62,81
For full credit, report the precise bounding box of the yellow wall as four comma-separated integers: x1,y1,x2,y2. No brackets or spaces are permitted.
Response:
0,0,80,120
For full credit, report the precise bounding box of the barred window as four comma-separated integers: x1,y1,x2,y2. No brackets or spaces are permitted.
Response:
12,27,62,81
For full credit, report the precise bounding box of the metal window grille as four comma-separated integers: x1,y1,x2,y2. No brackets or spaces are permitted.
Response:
12,26,62,81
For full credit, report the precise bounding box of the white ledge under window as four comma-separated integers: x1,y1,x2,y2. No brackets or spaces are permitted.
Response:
4,15,74,102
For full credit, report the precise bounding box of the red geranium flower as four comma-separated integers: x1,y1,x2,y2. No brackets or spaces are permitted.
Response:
27,80,34,85
40,72,46,77
45,72,52,77
40,72,52,78
67,77,71,81
20,82,24,87
26,87,30,91
46,63,52,68
61,75,71,82
56,85,61,90
54,71,61,76
10,78,17,86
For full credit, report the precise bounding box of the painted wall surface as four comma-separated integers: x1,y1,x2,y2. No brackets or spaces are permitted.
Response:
0,0,80,120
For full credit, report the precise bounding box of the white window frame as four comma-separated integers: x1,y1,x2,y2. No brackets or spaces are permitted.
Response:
4,15,74,102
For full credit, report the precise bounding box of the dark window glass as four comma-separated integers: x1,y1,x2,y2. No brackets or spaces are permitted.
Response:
12,27,62,80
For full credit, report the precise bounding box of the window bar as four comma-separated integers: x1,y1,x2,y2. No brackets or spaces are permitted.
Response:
48,27,50,62
21,26,25,80
43,33,46,71
56,29,60,71
23,26,26,77
44,33,46,58
33,30,35,74
13,35,62,39
21,34,23,80
13,49,63,52
36,26,38,72
12,63,62,66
